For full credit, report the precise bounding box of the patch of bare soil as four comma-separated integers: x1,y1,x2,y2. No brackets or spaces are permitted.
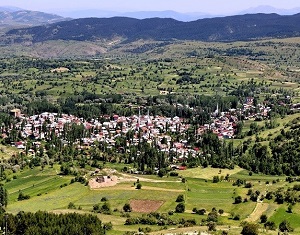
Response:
50,67,70,73
89,175,118,189
130,199,164,213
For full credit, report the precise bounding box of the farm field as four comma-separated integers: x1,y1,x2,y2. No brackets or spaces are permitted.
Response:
3,164,300,234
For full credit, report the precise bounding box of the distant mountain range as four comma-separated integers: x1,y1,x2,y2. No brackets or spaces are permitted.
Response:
4,13,300,44
0,7,68,29
239,5,300,15
2,5,300,23
57,10,217,22
51,5,300,21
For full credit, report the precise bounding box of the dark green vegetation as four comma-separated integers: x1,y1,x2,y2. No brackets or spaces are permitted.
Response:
3,14,300,43
0,211,105,235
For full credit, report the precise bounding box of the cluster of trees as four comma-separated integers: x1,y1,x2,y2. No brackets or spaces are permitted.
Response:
0,211,105,235
237,117,300,176
124,212,196,227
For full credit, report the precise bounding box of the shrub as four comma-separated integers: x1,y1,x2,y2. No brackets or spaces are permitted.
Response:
175,203,185,213
207,210,218,222
176,194,184,202
197,209,206,215
279,220,294,232
158,169,166,177
18,192,30,201
234,196,242,204
207,221,216,231
169,172,179,177
136,183,142,189
264,221,276,230
100,202,111,214
241,222,259,235
103,222,113,231
68,202,76,209
287,204,293,213
260,214,267,223
93,204,100,212
212,176,220,183
293,184,300,191
123,203,132,212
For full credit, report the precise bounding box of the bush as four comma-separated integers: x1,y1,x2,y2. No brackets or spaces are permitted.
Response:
279,220,294,232
158,169,166,177
264,221,276,230
176,194,184,202
260,214,267,223
287,204,293,213
123,203,132,212
241,222,259,235
197,208,206,215
234,196,242,204
207,210,218,222
18,192,30,201
100,202,111,214
101,197,108,202
93,204,100,211
68,202,76,209
175,203,185,213
169,172,179,177
250,193,258,202
207,221,216,231
136,183,142,189
103,222,113,231
293,184,300,191
212,176,220,183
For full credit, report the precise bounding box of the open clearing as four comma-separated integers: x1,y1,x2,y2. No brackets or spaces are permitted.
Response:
179,166,244,180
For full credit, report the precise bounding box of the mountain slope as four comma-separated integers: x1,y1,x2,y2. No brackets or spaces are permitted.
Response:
4,13,300,43
0,10,68,27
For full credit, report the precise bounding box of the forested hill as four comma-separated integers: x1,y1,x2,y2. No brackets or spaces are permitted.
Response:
4,13,300,43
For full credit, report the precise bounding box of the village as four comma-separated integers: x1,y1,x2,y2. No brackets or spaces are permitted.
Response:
7,97,272,163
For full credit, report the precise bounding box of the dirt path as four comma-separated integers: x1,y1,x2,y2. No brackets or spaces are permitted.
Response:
89,172,182,189
245,202,269,222
141,186,184,192
118,173,182,183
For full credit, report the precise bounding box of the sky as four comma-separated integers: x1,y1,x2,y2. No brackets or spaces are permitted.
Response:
2,0,300,14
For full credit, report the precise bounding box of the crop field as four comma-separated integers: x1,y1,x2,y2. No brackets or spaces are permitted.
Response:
2,164,299,234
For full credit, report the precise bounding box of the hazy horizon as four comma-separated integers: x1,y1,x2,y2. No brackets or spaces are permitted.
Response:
2,0,300,15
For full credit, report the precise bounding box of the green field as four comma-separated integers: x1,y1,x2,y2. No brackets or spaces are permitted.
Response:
2,164,299,234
